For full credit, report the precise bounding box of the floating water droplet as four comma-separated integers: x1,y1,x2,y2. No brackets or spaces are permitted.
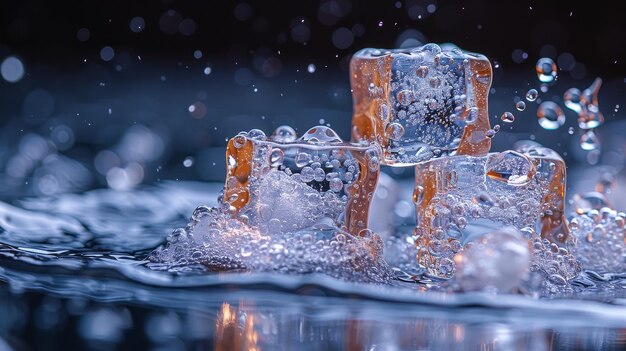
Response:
515,101,526,111
485,129,496,139
271,125,297,143
525,89,538,102
537,101,565,130
247,129,266,140
500,112,515,123
568,127,574,135
385,122,405,141
233,134,247,148
536,57,557,83
307,63,316,73
203,66,212,75
563,88,582,113
580,130,599,151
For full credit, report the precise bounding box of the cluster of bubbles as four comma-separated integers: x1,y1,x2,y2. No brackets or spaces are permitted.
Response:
150,125,393,282
569,206,625,273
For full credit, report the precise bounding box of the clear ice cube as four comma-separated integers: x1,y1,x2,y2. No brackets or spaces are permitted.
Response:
413,141,569,278
350,43,493,166
223,125,381,235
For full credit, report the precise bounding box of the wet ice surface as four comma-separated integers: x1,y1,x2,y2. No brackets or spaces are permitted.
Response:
1,179,626,350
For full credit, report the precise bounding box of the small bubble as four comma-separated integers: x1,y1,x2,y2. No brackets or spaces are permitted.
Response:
378,21,384,27
500,111,515,123
385,122,405,141
515,101,526,111
307,63,316,73
319,118,325,124
525,89,538,102
193,50,202,59
485,129,496,139
568,127,574,135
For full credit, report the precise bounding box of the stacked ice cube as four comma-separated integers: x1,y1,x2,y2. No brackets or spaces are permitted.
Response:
349,44,571,280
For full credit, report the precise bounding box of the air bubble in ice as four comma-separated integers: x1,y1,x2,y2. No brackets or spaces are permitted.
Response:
385,123,405,141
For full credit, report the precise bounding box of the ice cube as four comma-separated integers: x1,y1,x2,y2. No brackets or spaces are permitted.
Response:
223,125,381,235
350,43,493,166
413,142,568,278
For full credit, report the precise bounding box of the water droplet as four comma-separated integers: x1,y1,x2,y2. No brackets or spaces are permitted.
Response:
385,122,405,141
580,130,599,151
536,57,557,83
525,89,538,102
270,148,285,167
203,67,212,75
485,129,496,139
271,125,297,143
247,129,266,140
500,112,515,123
568,127,574,135
295,152,311,167
563,88,582,113
537,101,565,130
307,63,316,73
515,101,526,111
233,134,247,148
299,126,343,144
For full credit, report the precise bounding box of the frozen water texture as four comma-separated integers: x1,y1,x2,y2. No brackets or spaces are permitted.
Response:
454,227,530,292
223,126,381,236
569,207,625,273
350,43,493,166
414,141,569,278
148,205,393,283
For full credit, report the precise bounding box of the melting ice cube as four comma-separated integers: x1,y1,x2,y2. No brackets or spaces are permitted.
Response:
350,43,493,166
222,125,381,235
413,142,569,278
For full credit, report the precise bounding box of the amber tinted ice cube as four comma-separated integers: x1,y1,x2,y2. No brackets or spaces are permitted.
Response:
413,142,568,278
350,43,492,166
223,126,381,235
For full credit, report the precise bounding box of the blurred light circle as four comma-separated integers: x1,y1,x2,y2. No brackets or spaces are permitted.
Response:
234,67,253,86
331,27,353,49
188,101,207,119
159,10,182,35
129,17,145,33
22,89,55,123
193,50,202,59
291,23,310,43
203,66,212,75
570,62,587,79
395,29,426,49
94,150,120,175
234,3,253,21
351,23,365,37
100,46,115,62
50,125,75,150
557,52,576,71
179,18,196,36
76,27,90,42
1,56,25,83
511,49,527,63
